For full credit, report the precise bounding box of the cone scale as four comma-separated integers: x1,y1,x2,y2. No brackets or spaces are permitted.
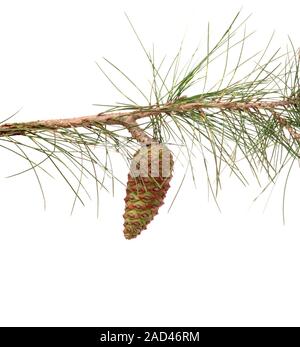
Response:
123,143,174,239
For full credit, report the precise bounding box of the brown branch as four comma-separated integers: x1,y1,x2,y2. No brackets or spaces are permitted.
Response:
272,111,300,141
0,98,298,139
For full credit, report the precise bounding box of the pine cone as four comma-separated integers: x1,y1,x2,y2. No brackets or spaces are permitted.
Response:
123,143,174,239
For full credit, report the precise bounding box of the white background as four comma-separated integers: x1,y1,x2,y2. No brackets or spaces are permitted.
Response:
0,0,300,327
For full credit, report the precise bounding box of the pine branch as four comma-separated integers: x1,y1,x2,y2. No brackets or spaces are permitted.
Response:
0,98,298,138
0,12,300,231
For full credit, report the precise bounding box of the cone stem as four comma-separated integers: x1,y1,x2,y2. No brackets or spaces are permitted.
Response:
123,116,153,145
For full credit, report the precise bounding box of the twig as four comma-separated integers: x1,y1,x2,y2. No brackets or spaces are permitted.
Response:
272,111,300,141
